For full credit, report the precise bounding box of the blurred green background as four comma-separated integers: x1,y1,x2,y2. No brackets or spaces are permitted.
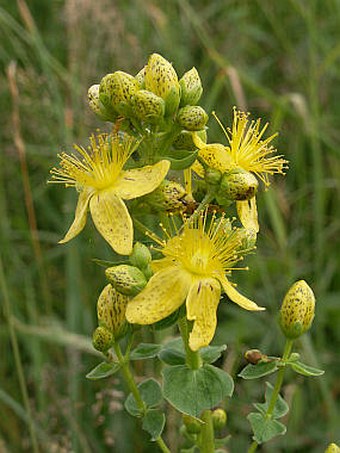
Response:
1,0,339,451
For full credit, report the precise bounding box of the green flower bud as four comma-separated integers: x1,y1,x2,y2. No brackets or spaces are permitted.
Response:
135,66,146,88
212,408,227,430
97,284,129,339
173,129,207,151
279,280,315,339
325,443,340,453
87,84,116,121
99,71,140,117
176,105,208,131
92,326,113,352
129,242,152,269
179,67,203,106
204,167,222,187
182,414,201,434
105,265,147,296
131,90,165,124
142,180,187,213
220,168,259,201
144,53,180,116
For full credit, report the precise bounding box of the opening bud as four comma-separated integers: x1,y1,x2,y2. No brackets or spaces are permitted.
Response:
173,129,207,151
135,66,146,88
279,280,315,339
176,105,208,131
92,326,114,352
105,265,147,297
144,53,180,116
141,180,187,213
325,444,340,453
179,67,203,106
131,90,165,124
212,408,227,430
97,284,129,340
99,71,140,117
87,84,116,121
220,168,258,201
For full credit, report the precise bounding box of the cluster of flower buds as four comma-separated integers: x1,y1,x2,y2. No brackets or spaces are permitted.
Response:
87,53,208,135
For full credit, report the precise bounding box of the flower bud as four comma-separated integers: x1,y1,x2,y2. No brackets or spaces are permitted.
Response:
212,408,227,430
244,349,265,365
99,71,140,117
325,443,340,453
129,242,152,270
92,326,113,352
87,84,116,121
97,284,129,339
279,280,315,339
182,414,201,434
173,129,207,151
131,90,165,124
176,105,208,131
135,66,146,88
220,168,259,201
204,167,222,187
144,53,180,117
179,67,203,106
142,180,187,213
105,265,147,296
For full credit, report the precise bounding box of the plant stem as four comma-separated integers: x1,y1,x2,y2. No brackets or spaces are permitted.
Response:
112,343,171,453
189,191,215,221
178,316,202,370
247,339,294,453
200,410,215,453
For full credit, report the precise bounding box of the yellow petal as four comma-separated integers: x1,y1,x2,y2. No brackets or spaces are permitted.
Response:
114,160,170,200
191,160,204,178
125,267,191,325
186,278,221,351
59,188,92,244
89,190,133,255
221,277,265,311
237,197,259,233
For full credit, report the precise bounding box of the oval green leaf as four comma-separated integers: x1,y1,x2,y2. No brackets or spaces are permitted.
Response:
86,361,120,380
130,343,163,360
125,378,163,417
238,361,279,380
142,409,166,441
290,361,325,377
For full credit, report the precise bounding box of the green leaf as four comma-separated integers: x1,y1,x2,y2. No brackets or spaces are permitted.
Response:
163,364,234,418
163,150,198,170
253,382,289,419
238,361,279,380
86,361,120,380
200,344,227,364
129,343,162,360
158,348,186,365
290,361,325,377
247,412,286,444
142,409,166,441
125,378,163,417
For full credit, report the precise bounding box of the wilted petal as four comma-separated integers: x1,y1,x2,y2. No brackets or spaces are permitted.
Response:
186,278,221,351
89,190,133,255
237,197,259,233
59,188,92,244
126,267,191,325
221,277,265,311
114,160,170,200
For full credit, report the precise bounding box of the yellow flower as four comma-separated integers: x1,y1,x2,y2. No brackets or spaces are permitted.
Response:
193,108,288,231
126,211,264,351
50,133,170,255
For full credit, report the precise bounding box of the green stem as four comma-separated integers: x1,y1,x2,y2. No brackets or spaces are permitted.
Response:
200,410,215,453
247,339,294,453
190,191,215,222
112,343,171,453
178,316,202,370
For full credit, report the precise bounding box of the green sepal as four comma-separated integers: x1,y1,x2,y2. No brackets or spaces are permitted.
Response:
124,378,163,417
142,409,166,441
86,361,120,380
162,364,234,418
289,360,325,377
253,382,289,419
238,361,279,380
129,343,163,360
159,149,198,170
247,412,286,444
